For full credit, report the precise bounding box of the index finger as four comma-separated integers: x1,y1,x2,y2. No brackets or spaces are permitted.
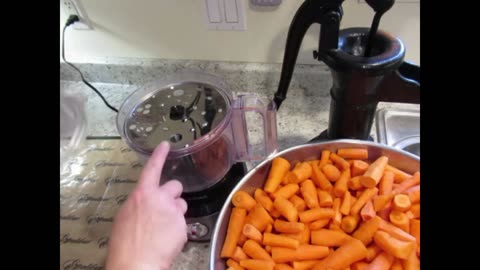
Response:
138,141,170,188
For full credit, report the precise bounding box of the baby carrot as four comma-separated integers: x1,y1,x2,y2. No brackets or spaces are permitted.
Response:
311,229,353,247
274,264,294,270
341,215,360,234
273,183,300,200
300,224,310,244
351,187,378,216
334,169,351,197
265,223,273,234
289,195,307,212
378,218,415,242
318,150,331,169
264,157,291,193
404,185,420,194
352,216,381,246
390,259,403,270
301,179,319,209
263,233,300,249
330,152,351,170
332,197,342,226
392,194,411,212
299,208,335,223
392,172,420,194
243,224,263,243
402,250,420,270
348,176,363,191
410,219,420,247
351,160,370,177
322,164,341,182
360,156,389,188
233,246,249,262
365,251,394,270
360,200,376,221
373,231,415,259
384,165,412,184
312,238,368,270
270,208,282,219
408,190,420,204
410,203,420,219
238,233,248,246
318,189,334,207
274,219,305,234
389,210,410,233
265,245,272,253
295,244,330,261
337,148,368,160
309,218,330,230
248,205,274,232
340,190,352,215
286,162,313,184
221,207,247,258
271,247,297,263
227,258,245,270
365,245,382,262
240,259,275,270
274,197,298,222
373,194,394,212
232,191,257,211
311,163,333,190
242,239,273,261
294,260,322,270
379,171,394,195
351,261,369,270
254,188,273,212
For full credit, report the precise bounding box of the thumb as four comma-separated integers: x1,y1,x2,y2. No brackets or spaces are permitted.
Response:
138,141,171,188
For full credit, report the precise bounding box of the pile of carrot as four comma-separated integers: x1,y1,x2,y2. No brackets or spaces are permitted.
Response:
221,147,420,270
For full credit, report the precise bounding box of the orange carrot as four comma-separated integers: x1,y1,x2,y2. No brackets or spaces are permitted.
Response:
365,251,394,270
404,185,420,194
270,208,282,219
389,210,410,233
318,189,334,207
392,194,411,212
294,260,322,270
351,160,370,177
341,215,360,234
377,202,392,221
273,183,300,199
271,247,297,263
263,233,300,249
319,150,331,169
373,194,394,212
351,187,378,216
289,195,307,212
221,207,248,258
390,259,403,270
373,231,415,259
348,176,364,191
240,259,275,270
232,191,257,211
295,244,330,261
338,148,368,160
360,156,389,188
360,200,376,221
352,216,381,246
410,204,420,219
264,157,291,193
332,197,342,226
405,211,414,220
227,258,245,270
379,171,394,195
299,207,335,223
285,162,313,184
243,224,263,243
247,205,274,232
340,190,352,215
402,249,420,270
274,219,305,234
300,224,310,244
407,190,420,204
334,169,351,197
242,239,273,261
330,152,351,170
233,246,249,262
238,233,248,246
351,261,369,270
385,165,412,184
329,222,342,231
322,164,341,182
254,188,274,212
301,179,320,209
274,264,294,270
311,229,353,247
410,219,420,247
309,218,330,230
392,172,420,194
312,238,368,270
311,163,333,190
274,197,298,222
378,218,416,242
365,245,383,262
265,245,272,253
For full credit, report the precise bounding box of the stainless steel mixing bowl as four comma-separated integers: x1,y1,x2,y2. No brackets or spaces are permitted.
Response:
209,139,420,270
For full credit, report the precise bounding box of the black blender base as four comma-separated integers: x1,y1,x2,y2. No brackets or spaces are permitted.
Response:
309,129,374,142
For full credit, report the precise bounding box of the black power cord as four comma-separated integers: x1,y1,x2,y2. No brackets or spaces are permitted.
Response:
62,15,119,113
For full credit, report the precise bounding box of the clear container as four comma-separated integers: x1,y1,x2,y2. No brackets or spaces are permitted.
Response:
116,71,278,193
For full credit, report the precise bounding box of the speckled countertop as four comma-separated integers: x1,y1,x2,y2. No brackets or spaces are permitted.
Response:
60,57,419,270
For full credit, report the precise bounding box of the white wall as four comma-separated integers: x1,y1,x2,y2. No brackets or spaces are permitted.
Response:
60,0,419,65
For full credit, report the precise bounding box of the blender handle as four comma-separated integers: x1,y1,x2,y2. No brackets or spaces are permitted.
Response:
231,93,278,162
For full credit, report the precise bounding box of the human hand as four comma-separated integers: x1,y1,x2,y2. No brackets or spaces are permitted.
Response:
105,142,188,270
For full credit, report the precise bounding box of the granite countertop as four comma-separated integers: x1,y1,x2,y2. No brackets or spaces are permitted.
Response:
60,57,419,270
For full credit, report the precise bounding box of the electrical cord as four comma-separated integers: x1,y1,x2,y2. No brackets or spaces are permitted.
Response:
62,15,119,113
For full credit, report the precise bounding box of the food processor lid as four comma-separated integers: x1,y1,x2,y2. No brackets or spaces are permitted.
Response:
124,79,230,153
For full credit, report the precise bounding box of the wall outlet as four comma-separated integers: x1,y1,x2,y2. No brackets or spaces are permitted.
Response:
61,0,93,30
